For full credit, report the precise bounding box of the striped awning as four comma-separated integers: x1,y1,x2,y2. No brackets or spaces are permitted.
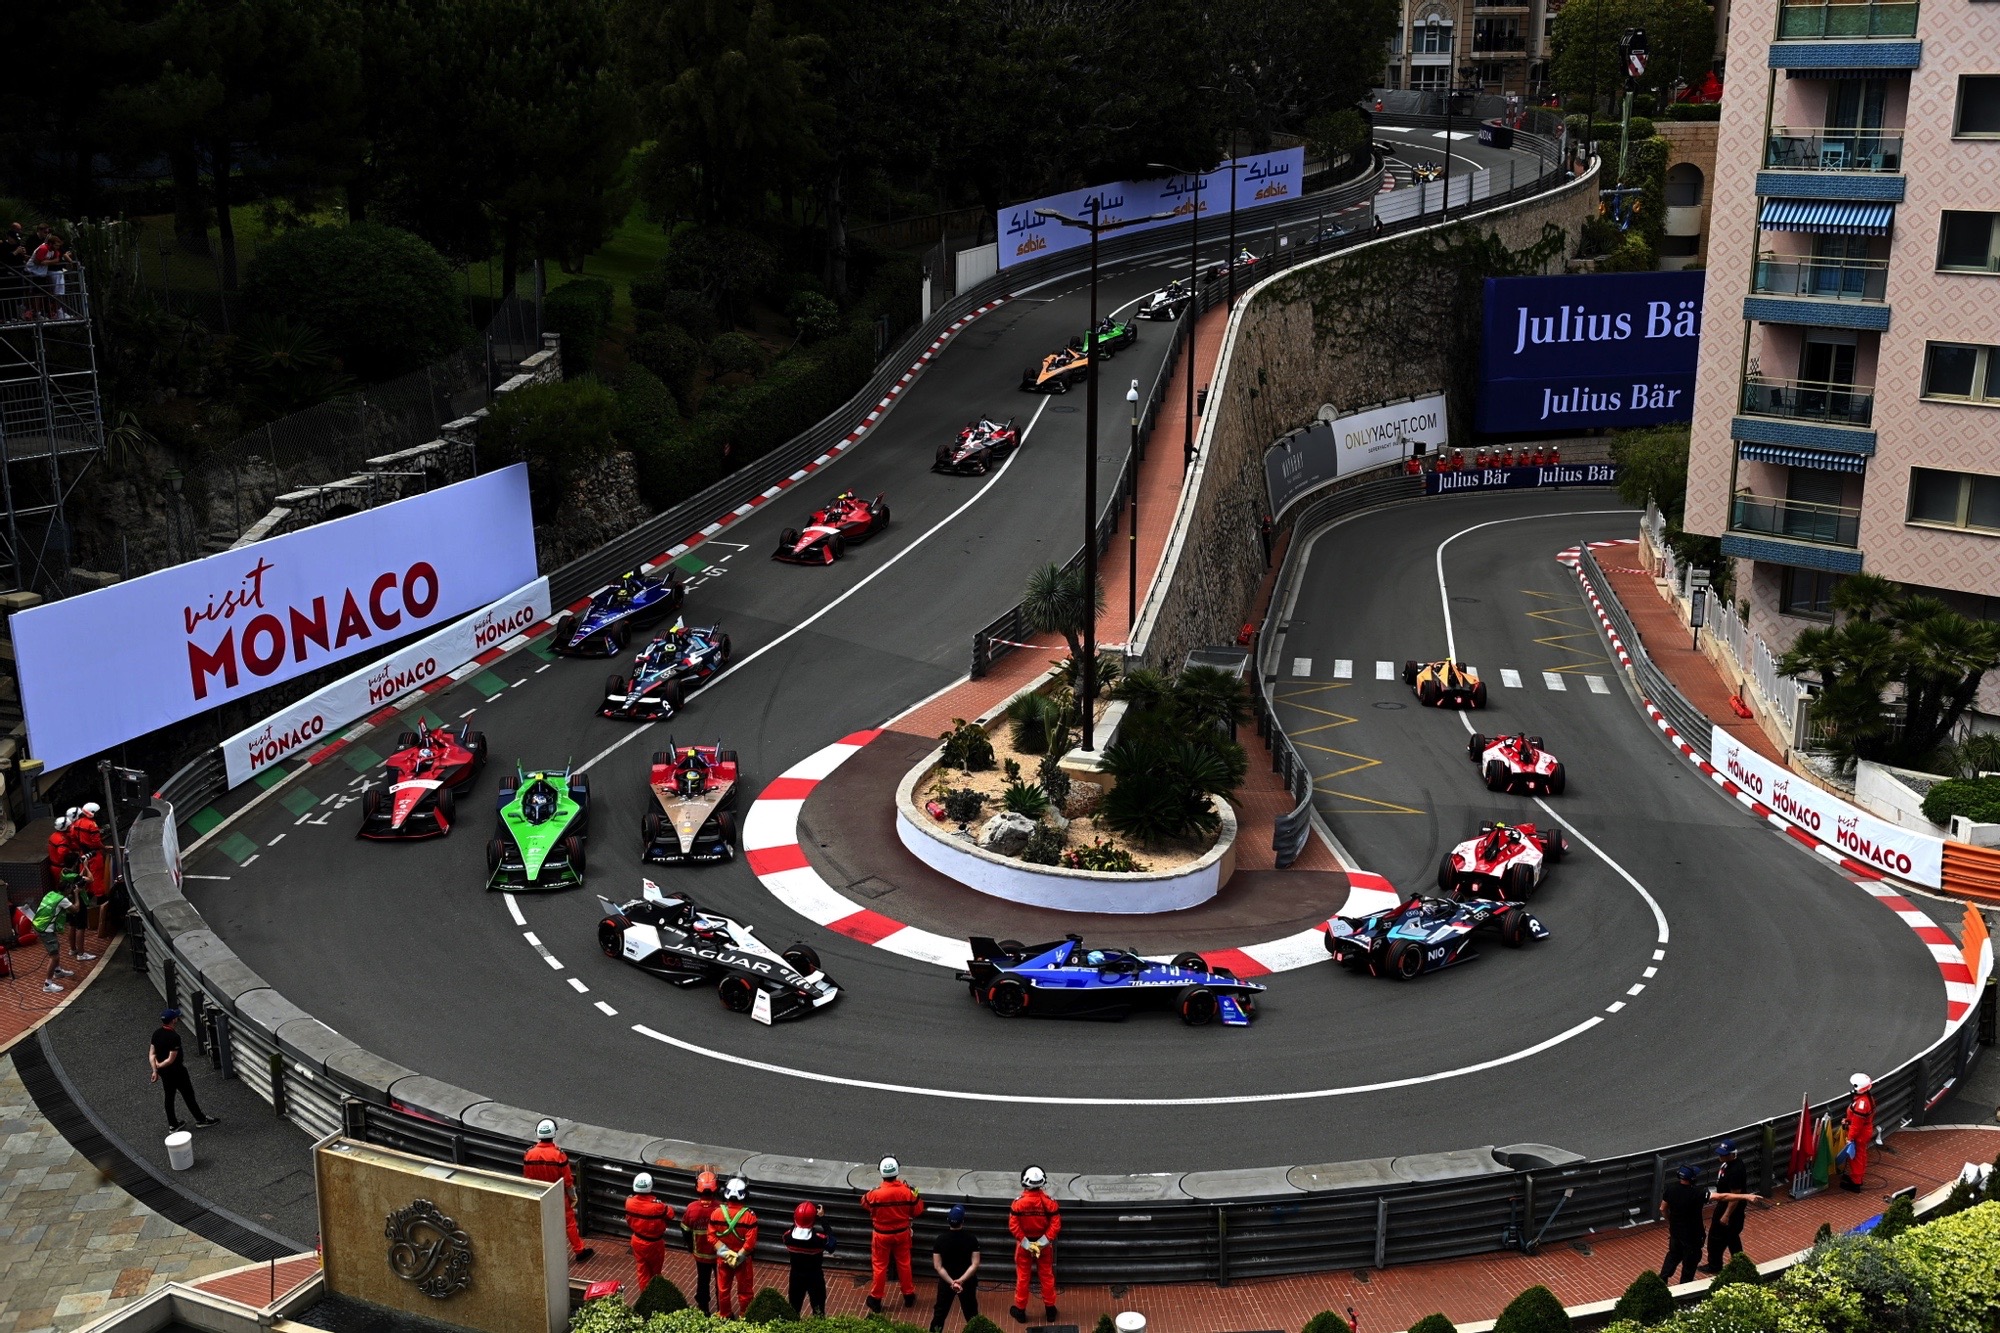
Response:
1758,199,1895,236
1738,442,1869,473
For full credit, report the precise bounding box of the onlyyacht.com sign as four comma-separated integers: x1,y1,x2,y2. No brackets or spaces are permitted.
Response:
1477,271,1704,432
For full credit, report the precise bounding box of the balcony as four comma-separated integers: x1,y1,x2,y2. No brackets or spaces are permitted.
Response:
1740,374,1875,427
1777,0,1918,37
1765,127,1903,173
1731,493,1862,547
1752,256,1888,301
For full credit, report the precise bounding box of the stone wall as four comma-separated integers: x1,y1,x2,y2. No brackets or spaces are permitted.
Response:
1130,164,1601,676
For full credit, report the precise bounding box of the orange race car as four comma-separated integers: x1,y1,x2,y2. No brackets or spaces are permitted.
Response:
1403,659,1488,708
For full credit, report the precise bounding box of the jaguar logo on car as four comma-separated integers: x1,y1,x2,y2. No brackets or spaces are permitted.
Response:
1836,813,1915,875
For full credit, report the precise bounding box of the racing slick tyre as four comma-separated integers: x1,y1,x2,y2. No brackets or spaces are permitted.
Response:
1402,660,1419,685
1179,988,1219,1026
1484,759,1510,792
641,812,664,854
600,922,621,958
436,787,456,823
664,676,685,711
1419,679,1441,706
397,732,416,751
717,976,757,1013
1501,911,1531,948
1437,854,1459,894
1468,733,1487,761
612,621,630,651
570,772,591,820
873,503,890,531
779,527,799,549
782,944,821,975
1051,377,1069,395
717,635,732,665
554,615,576,649
714,810,738,860
607,674,625,701
1390,940,1425,980
651,751,671,769
1544,833,1568,862
1529,735,1544,748
497,777,517,812
564,835,587,873
1504,862,1536,901
831,535,847,559
1171,951,1208,972
470,732,488,773
988,979,1028,1017
1471,681,1489,708
485,838,505,875
1548,761,1567,795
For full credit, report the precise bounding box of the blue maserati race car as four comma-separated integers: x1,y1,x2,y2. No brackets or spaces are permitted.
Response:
1323,893,1547,980
960,935,1264,1026
552,569,688,657
600,622,734,721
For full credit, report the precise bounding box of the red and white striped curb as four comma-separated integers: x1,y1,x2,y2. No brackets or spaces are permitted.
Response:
742,731,1403,975
1553,538,1638,569
1571,560,1634,669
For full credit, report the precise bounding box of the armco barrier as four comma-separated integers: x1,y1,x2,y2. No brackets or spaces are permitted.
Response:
1575,541,1711,745
121,790,1992,1284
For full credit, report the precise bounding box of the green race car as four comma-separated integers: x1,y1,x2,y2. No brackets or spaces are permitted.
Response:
1068,316,1137,358
487,763,590,891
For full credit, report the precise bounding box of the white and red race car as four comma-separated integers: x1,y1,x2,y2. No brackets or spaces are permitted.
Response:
1438,820,1568,899
1468,732,1567,795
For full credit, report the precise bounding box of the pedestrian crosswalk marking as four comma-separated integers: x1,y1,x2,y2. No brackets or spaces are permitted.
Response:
1586,675,1610,694
1542,672,1566,691
1292,657,1312,677
1333,659,1353,679
1375,660,1394,680
1500,669,1523,688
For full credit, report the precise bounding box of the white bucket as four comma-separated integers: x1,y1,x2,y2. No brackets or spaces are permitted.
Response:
165,1131,194,1171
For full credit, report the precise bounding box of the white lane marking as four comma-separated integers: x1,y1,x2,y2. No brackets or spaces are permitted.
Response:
577,397,1052,776
595,1001,619,1017
460,708,478,719
1538,798,1672,945
631,1015,1606,1106
1643,966,1658,978
1501,669,1523,688
1606,1001,1626,1013
1434,510,1631,661
185,874,232,881
1293,657,1312,677
568,977,589,993
1333,659,1353,680
536,663,552,673
242,855,259,866
1375,660,1394,680
1586,675,1610,694
1433,130,1475,140
505,896,526,927
1543,672,1566,692
523,932,540,947
267,833,285,847
543,954,564,971
1627,983,1646,996
1654,950,1666,961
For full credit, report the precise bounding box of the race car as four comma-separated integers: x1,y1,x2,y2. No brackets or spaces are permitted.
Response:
644,742,739,863
552,569,688,657
1207,248,1261,282
1437,820,1568,899
1067,315,1137,358
1403,659,1488,708
358,721,488,840
601,622,734,720
1323,893,1548,979
487,763,589,891
934,418,1020,475
598,879,839,1020
960,935,1265,1026
1469,732,1567,795
773,491,891,564
1411,160,1444,183
1136,278,1192,320
1021,345,1090,393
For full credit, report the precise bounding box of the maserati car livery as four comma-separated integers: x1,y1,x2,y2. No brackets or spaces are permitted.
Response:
644,742,739,863
552,569,687,657
1469,732,1567,795
934,418,1020,475
960,935,1264,1027
1324,894,1547,979
773,491,890,564
597,879,839,1020
358,721,488,840
487,764,589,890
1136,278,1192,320
1021,345,1090,394
1438,820,1568,899
601,623,733,720
1403,659,1488,708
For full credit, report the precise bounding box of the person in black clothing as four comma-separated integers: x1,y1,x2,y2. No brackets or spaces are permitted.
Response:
1702,1138,1756,1273
785,1200,836,1317
148,1009,219,1131
930,1204,981,1333
1658,1164,1706,1283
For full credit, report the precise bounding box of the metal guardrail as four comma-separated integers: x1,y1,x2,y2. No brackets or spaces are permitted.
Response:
1576,542,1711,747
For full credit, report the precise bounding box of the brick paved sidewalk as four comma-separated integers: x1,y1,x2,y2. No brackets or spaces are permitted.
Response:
1,925,118,1058
1602,565,1784,763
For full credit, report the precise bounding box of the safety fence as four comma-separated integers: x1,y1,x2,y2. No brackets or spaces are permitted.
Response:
119,788,1992,1283
1576,541,1711,749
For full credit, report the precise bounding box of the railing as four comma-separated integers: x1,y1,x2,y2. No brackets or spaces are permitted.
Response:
1730,493,1863,547
1753,255,1890,302
0,265,91,328
1777,0,1919,36
1740,374,1875,427
1708,594,1813,748
1765,127,1904,173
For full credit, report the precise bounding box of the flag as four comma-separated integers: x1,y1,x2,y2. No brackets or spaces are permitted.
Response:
1811,1114,1846,1190
1788,1093,1813,1178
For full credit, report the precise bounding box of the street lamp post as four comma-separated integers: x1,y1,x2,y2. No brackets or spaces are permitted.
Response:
1150,160,1246,470
1126,379,1140,635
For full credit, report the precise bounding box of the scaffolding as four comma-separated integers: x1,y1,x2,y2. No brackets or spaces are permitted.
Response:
0,265,104,596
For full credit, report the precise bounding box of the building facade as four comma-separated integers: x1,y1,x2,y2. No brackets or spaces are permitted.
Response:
1657,122,1720,270
1684,0,2000,665
1382,0,1560,96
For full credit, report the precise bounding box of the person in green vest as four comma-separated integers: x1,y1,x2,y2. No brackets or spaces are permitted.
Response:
29,889,74,993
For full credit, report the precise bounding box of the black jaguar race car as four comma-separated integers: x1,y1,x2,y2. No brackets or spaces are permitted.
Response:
597,880,840,1020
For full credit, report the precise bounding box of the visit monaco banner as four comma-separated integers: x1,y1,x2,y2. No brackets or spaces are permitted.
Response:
1264,394,1450,516
11,465,537,770
998,149,1305,270
1709,725,1943,887
1477,270,1704,432
219,576,550,788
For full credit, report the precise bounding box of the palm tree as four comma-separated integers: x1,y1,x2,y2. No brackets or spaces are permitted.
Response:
1020,562,1102,668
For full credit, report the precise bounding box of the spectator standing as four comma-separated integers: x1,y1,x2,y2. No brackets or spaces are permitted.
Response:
1658,1164,1706,1284
1701,1139,1755,1273
683,1170,721,1313
521,1119,592,1263
785,1201,836,1317
930,1204,981,1333
31,888,73,992
1009,1165,1061,1323
624,1173,674,1296
148,1008,219,1130
707,1177,758,1319
861,1155,926,1312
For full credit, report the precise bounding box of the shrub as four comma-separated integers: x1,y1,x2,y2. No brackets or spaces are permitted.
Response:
1301,1314,1353,1333
241,222,464,380
1021,823,1065,865
660,288,719,343
942,788,985,823
1004,758,1022,782
1920,775,2000,827
629,328,702,413
1874,1194,1917,1242
1579,214,1623,258
1610,1269,1675,1325
544,278,616,378
1407,1318,1456,1333
1008,691,1071,755
1689,1282,1790,1331
963,1318,1006,1333
1596,233,1657,273
1663,103,1722,121
707,331,767,379
1711,1253,1762,1289
1935,1175,1983,1217
631,1277,688,1317
1493,1285,1569,1333
743,1289,795,1323
1780,1232,1930,1333
940,718,995,771
481,378,619,520
229,314,351,416
1061,837,1147,873
572,1296,640,1333
1003,781,1051,819
660,225,777,328
629,273,667,313
1093,1316,1117,1333
1037,753,1071,809
787,290,841,344
1892,1200,2000,1333
1627,115,1657,141
1099,738,1236,844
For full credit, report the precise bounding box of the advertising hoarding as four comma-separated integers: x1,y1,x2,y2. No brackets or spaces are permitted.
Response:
11,466,537,770
1424,461,1621,494
1264,394,1449,516
219,577,550,787
1477,271,1704,433
1709,726,1943,887
998,150,1306,270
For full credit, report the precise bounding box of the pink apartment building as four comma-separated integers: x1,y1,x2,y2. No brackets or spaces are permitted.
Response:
1685,0,2000,689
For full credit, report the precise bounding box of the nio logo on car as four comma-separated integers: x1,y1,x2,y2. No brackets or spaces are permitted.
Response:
1770,779,1821,832
368,656,440,706
242,713,327,773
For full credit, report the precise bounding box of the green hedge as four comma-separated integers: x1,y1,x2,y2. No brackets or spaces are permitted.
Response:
1921,775,2000,827
544,278,615,379
1663,103,1721,121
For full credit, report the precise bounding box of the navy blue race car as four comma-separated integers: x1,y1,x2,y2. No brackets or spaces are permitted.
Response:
552,569,687,657
1323,894,1547,979
960,935,1264,1026
600,622,734,721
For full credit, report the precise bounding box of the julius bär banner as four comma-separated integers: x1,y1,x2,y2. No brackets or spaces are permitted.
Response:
1424,462,1622,495
1477,270,1704,432
10,465,537,770
1710,726,1943,887
220,576,549,787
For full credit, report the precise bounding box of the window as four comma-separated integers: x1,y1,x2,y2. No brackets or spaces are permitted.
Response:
1665,164,1705,206
1938,212,2000,273
1415,22,1453,53
1909,469,2000,533
1956,76,2000,137
1658,234,1700,256
1781,568,1840,619
1923,342,2000,404
1474,16,1522,49
1410,65,1451,89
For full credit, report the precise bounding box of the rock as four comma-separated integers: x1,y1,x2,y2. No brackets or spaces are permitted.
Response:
977,812,1037,857
1063,782,1103,818
1044,810,1070,833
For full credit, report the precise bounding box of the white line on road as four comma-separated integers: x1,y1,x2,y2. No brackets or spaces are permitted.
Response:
568,977,589,993
241,854,258,866
1606,1001,1626,1013
1500,669,1523,688
1586,675,1610,694
595,1001,619,1017
505,896,526,926
460,708,478,718
185,874,232,881
1543,672,1566,692
1627,983,1646,996
1292,657,1312,677
267,833,285,846
542,954,563,971
1375,660,1394,680
1333,659,1353,680
523,932,540,947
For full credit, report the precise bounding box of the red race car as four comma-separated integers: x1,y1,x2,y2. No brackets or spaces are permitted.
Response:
1438,820,1568,899
773,491,890,564
1468,732,1567,795
359,721,488,839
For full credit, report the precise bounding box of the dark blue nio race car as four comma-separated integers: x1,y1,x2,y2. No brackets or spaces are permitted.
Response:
553,569,687,657
1323,894,1547,979
600,622,734,721
960,936,1264,1027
